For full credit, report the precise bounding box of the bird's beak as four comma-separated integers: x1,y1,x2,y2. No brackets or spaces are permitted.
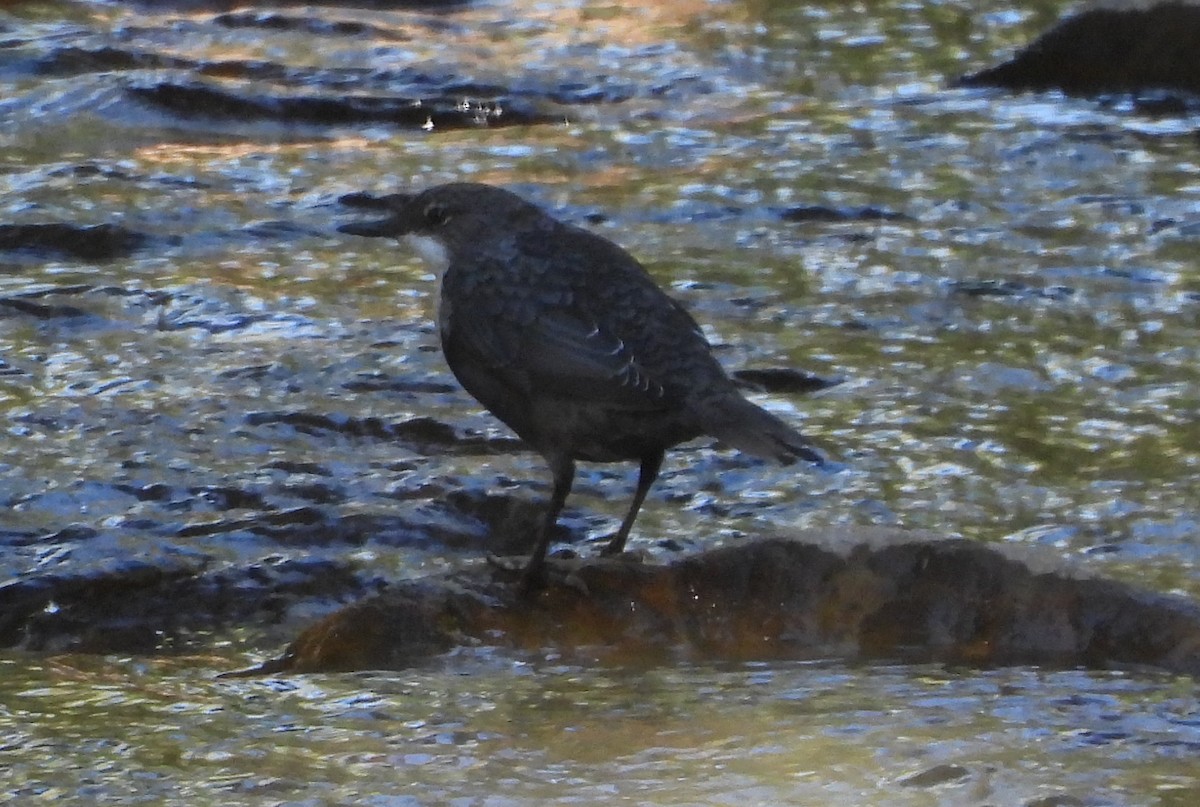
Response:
337,192,413,238
338,215,405,238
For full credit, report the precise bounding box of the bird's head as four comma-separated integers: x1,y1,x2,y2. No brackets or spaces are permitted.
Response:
339,182,548,271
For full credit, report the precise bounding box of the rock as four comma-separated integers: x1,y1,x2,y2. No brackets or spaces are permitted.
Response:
897,764,972,788
0,556,378,654
126,80,561,131
778,204,908,223
235,529,1200,675
732,367,841,395
0,222,146,261
958,1,1200,100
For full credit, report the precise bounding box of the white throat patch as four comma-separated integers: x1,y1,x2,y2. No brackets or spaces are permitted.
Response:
404,233,453,331
403,234,450,276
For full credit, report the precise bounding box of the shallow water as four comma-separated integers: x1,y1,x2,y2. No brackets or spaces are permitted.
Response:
3,0,1200,802
3,652,1198,806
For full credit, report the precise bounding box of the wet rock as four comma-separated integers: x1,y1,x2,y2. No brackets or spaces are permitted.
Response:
243,411,518,454
0,556,379,653
0,222,147,261
732,367,840,395
338,191,412,212
175,504,326,539
0,358,26,377
948,279,1075,301
212,11,391,38
897,764,972,788
778,204,908,223
959,2,1200,103
126,79,561,130
240,529,1200,675
439,489,578,556
33,45,192,76
109,0,468,11
340,373,458,395
0,296,92,320
0,284,169,325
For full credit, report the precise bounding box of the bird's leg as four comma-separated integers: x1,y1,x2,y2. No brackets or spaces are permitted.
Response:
519,454,576,596
601,450,664,557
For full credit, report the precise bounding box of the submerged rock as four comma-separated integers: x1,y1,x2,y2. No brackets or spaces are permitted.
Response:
0,555,379,654
732,367,840,395
126,80,559,130
778,204,908,223
959,1,1200,102
0,222,147,261
239,529,1200,675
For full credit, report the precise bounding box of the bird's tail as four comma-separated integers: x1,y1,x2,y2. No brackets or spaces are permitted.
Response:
698,393,824,466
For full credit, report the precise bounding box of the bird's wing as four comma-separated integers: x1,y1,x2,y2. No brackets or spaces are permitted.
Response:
525,308,668,405
445,293,671,411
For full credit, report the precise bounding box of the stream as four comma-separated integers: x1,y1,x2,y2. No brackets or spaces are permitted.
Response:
3,0,1200,803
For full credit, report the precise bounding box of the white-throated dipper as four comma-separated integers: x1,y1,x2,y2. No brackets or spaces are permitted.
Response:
340,182,822,593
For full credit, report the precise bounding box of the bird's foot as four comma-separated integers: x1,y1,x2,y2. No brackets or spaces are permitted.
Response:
597,541,649,563
486,552,589,598
485,553,527,575
517,561,548,599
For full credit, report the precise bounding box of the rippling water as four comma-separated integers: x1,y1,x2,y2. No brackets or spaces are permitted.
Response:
3,0,1200,802
4,653,1198,805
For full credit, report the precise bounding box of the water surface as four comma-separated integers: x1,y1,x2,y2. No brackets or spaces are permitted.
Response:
4,652,1198,805
3,0,1200,802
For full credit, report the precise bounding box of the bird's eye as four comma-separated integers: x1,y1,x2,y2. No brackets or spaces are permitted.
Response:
423,203,449,227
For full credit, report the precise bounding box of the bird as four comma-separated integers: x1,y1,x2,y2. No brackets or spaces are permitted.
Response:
339,182,823,593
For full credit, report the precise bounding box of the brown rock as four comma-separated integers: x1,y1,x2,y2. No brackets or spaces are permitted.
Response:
234,529,1200,675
